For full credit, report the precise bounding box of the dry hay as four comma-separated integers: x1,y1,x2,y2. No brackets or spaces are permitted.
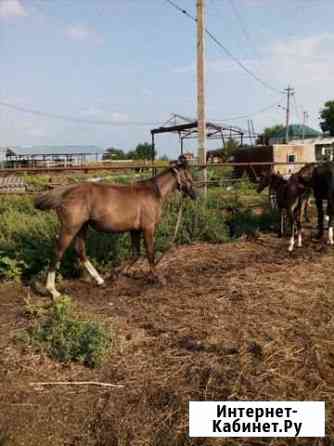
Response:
0,234,333,445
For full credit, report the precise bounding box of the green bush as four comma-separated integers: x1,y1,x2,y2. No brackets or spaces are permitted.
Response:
156,195,229,252
0,251,26,281
24,296,111,368
227,207,280,238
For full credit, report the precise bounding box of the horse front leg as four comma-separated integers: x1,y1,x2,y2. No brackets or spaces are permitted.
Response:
296,205,303,248
143,226,163,284
121,230,142,276
303,194,311,223
315,197,324,240
143,226,156,277
287,209,296,252
327,198,334,245
279,209,284,238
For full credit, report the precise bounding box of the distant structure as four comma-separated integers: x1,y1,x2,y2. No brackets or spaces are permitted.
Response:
207,149,224,163
4,150,97,169
150,114,247,162
0,147,14,164
269,124,321,145
232,138,334,181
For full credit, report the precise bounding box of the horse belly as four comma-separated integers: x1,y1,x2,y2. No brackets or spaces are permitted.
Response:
90,208,141,233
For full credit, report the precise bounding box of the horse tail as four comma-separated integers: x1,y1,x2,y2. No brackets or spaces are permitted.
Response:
34,185,74,211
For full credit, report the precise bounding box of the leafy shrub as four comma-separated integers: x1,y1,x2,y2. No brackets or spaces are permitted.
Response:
0,251,26,281
156,195,229,252
227,207,280,238
24,296,112,367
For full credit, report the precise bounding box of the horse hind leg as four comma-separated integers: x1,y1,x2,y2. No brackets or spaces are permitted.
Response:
46,229,78,300
327,199,334,245
121,230,142,276
74,226,105,286
287,208,296,252
315,197,324,239
296,206,303,248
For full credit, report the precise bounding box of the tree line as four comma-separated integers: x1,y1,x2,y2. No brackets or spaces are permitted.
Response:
103,143,157,161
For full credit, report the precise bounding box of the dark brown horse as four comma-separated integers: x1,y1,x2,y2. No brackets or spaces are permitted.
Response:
298,162,334,243
35,156,197,299
257,170,307,251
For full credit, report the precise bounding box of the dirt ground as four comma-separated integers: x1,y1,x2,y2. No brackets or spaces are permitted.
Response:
0,234,333,446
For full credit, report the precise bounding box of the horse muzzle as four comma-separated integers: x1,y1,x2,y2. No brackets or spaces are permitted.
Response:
187,188,198,200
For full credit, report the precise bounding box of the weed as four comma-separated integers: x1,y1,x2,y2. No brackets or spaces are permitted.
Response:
23,296,112,367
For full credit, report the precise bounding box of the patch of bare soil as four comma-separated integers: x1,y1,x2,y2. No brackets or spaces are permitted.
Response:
0,234,333,445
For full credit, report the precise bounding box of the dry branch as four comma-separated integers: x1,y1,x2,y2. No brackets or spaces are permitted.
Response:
30,381,124,389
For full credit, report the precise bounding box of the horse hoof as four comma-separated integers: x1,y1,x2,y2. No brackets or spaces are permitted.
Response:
31,280,49,297
48,289,61,301
158,276,167,287
97,280,107,289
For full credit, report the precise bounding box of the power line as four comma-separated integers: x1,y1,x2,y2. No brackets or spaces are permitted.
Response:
0,100,161,127
0,98,281,127
211,101,281,122
164,0,284,95
226,0,260,59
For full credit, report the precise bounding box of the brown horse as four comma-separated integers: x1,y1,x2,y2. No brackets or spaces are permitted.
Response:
35,156,197,299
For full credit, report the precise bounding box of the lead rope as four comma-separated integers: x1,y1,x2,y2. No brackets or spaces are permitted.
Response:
154,197,184,266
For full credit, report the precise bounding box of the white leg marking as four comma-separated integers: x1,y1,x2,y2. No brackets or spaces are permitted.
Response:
328,227,334,245
325,215,330,229
297,231,302,248
288,236,295,252
46,271,61,299
84,260,104,285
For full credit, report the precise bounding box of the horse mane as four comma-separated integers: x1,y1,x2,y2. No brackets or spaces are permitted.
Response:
135,167,175,198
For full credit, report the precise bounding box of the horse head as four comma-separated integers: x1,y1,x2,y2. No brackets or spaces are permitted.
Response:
170,155,197,200
256,170,273,193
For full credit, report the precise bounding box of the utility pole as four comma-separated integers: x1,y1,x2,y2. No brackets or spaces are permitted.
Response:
284,86,294,144
197,0,207,195
302,110,308,143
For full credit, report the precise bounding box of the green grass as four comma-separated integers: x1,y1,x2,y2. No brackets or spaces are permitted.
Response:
20,296,112,368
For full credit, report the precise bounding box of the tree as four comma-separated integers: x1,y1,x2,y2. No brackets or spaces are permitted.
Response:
223,138,240,159
256,124,284,145
102,147,126,160
128,143,156,160
320,101,334,136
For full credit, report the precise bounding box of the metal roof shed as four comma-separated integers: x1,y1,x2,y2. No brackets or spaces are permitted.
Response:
150,114,245,162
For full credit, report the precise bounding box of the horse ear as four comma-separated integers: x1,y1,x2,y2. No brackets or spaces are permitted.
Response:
177,155,188,168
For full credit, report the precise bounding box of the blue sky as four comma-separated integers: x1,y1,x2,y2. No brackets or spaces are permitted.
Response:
1,0,333,158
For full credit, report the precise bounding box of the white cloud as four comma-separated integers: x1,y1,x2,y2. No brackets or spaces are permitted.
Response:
110,112,129,122
66,25,103,44
260,33,334,87
0,0,26,19
79,108,129,122
80,106,104,117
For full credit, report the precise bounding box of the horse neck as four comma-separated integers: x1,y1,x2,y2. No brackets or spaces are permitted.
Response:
271,175,285,191
154,170,178,200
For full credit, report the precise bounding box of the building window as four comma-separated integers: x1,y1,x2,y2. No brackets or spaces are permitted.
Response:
287,154,296,163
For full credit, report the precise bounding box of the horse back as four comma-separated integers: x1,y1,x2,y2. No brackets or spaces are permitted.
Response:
313,163,334,199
